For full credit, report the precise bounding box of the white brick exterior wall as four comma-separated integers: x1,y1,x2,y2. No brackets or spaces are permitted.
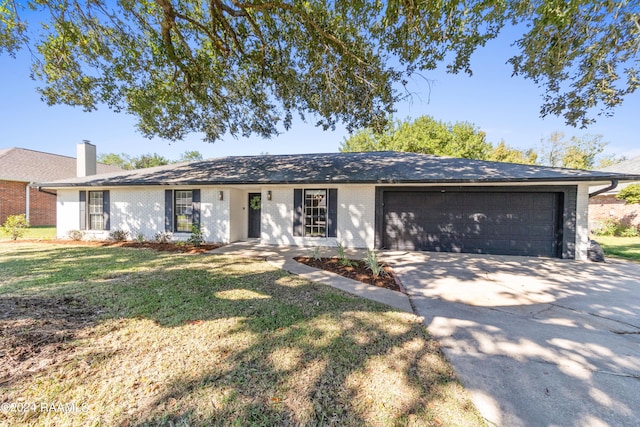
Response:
201,188,230,243
55,182,590,259
229,188,246,242
575,183,590,261
56,187,232,243
260,184,375,248
110,188,164,240
56,189,80,239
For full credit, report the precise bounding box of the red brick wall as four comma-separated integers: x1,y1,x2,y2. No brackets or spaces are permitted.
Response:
0,180,57,226
29,188,57,226
0,180,27,225
588,194,640,227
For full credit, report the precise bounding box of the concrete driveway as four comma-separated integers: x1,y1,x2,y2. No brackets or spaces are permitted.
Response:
385,252,640,427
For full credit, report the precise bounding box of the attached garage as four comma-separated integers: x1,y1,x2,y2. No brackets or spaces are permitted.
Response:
377,187,577,258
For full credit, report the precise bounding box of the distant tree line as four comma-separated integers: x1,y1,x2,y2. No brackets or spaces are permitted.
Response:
340,116,624,170
97,150,203,170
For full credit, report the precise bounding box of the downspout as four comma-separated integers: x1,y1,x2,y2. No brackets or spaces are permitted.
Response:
589,179,618,198
26,183,31,223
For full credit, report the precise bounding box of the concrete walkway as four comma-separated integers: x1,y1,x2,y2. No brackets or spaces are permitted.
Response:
384,251,640,427
208,241,413,313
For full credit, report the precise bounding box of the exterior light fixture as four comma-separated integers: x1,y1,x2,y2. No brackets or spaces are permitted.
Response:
267,190,272,201
218,190,224,201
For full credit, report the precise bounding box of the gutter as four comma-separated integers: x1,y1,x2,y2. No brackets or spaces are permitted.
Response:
37,186,58,196
588,179,619,198
35,176,637,188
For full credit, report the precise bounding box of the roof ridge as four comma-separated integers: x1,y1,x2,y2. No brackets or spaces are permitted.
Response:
0,147,18,160
4,147,76,160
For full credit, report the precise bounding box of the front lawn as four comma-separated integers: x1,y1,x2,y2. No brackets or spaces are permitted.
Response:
0,243,483,426
0,225,56,240
593,235,640,262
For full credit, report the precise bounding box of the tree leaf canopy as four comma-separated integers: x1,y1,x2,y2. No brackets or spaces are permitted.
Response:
2,1,639,142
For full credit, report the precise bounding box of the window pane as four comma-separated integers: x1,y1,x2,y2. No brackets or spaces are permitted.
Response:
304,189,327,237
175,190,193,232
88,191,104,230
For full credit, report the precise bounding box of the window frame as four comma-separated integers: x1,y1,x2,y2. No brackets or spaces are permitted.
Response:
174,190,194,233
303,189,328,237
88,191,105,230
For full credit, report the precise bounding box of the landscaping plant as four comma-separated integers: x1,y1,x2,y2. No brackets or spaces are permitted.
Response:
1,214,30,240
109,229,130,241
187,224,204,247
154,231,172,243
67,229,85,241
592,219,639,237
363,249,386,277
336,241,356,267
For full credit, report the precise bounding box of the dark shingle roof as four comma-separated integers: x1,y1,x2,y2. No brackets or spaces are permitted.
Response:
39,151,640,188
0,147,123,183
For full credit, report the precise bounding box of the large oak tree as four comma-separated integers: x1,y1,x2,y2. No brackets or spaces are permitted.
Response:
1,1,638,142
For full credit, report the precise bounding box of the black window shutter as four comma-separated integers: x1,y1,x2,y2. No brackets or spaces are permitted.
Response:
192,189,201,228
327,189,338,238
293,189,303,236
165,190,173,232
79,191,86,230
102,190,110,230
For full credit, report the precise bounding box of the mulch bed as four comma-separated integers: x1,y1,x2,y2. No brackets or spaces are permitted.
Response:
294,256,402,292
100,241,222,254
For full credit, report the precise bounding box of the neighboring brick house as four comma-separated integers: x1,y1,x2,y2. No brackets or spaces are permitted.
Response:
0,146,122,226
589,156,640,230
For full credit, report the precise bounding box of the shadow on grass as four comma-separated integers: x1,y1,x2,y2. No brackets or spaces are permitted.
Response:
0,244,483,426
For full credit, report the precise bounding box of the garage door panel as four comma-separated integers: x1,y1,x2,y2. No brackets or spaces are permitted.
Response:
532,209,558,222
383,191,562,257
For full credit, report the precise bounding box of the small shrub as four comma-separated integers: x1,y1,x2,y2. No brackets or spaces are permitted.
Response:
154,231,172,243
135,233,145,243
1,214,30,240
109,229,130,241
187,224,203,247
336,241,356,267
311,246,322,261
619,226,640,237
592,219,619,236
363,249,386,277
616,184,640,205
67,229,85,241
336,241,346,259
592,218,639,237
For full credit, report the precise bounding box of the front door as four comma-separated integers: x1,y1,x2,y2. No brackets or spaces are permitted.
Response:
248,193,261,238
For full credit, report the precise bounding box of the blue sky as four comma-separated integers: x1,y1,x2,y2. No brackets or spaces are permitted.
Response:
1,25,639,163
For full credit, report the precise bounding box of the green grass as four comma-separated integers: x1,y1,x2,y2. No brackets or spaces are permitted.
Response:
0,243,483,426
0,226,56,240
593,235,640,262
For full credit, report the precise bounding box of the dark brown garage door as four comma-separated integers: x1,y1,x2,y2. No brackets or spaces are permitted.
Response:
383,191,563,257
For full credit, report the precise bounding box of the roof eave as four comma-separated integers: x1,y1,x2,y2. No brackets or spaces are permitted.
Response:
38,175,639,189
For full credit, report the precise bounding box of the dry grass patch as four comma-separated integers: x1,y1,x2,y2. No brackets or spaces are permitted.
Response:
0,243,484,426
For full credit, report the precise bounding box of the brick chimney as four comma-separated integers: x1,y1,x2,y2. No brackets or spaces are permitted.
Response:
77,141,97,177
